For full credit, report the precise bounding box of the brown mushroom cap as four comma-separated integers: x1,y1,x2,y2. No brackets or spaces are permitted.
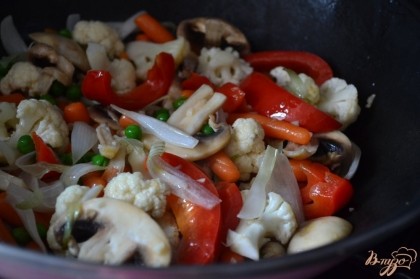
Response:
177,17,250,55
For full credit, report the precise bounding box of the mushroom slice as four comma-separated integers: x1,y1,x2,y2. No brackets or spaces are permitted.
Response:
311,131,361,179
47,198,171,267
167,84,226,135
29,32,90,72
142,122,231,161
177,17,250,55
87,105,120,131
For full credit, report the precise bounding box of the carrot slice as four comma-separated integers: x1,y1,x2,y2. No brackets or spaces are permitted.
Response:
134,12,175,43
227,112,312,145
63,102,91,124
207,151,241,183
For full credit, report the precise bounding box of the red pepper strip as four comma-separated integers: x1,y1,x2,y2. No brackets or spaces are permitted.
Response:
181,72,215,91
240,72,341,133
31,132,61,181
291,159,354,220
216,82,246,113
162,152,221,265
244,50,333,85
0,93,26,104
81,52,175,111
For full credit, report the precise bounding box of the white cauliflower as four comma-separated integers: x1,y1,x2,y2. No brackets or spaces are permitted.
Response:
49,185,89,224
126,37,190,80
317,78,361,129
270,66,320,105
226,191,298,261
224,118,265,181
108,59,136,93
197,47,253,87
104,172,169,218
0,102,18,140
0,62,54,96
11,99,69,148
72,20,124,57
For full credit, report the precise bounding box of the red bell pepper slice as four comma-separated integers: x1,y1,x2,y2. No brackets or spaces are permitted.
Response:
81,52,175,111
291,159,354,219
240,72,341,133
181,72,215,91
31,132,60,181
162,152,221,265
216,82,246,113
244,50,333,85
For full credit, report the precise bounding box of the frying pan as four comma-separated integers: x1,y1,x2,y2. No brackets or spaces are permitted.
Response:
0,0,419,278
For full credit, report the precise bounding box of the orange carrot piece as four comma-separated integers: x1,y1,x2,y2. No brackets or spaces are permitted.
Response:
81,171,108,188
227,112,312,145
134,12,175,43
63,102,91,124
0,93,25,104
0,218,16,245
118,115,138,129
207,151,241,183
180,89,194,98
135,33,151,41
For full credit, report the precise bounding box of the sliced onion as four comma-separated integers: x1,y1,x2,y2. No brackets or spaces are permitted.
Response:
66,13,81,31
107,10,145,39
60,163,105,186
111,105,199,148
237,146,277,219
15,152,69,178
147,141,220,209
344,142,361,179
120,138,147,173
0,169,26,191
0,140,19,168
86,42,110,70
0,15,28,55
37,180,65,210
71,121,98,164
266,148,305,224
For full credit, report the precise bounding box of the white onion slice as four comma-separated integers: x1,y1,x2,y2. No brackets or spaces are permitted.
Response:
111,105,199,148
344,142,361,179
0,15,28,55
66,13,81,32
15,152,68,178
71,121,98,164
107,10,145,39
237,146,277,219
86,42,110,70
60,163,105,186
0,141,19,167
147,141,220,209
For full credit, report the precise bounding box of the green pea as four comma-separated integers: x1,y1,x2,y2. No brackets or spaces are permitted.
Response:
58,28,72,39
12,227,31,246
173,96,187,110
40,94,57,105
154,108,170,122
200,123,215,135
65,84,82,101
124,124,142,140
17,135,35,154
49,80,66,97
91,154,109,167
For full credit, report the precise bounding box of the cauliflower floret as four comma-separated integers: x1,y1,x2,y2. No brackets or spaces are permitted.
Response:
197,47,252,87
108,59,136,93
12,99,69,148
317,78,361,129
226,191,298,261
270,66,320,105
104,172,169,218
0,62,54,96
72,20,124,57
49,185,89,224
0,102,18,140
126,37,190,80
224,118,265,181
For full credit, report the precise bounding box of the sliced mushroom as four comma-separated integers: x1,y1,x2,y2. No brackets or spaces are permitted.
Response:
311,130,361,179
29,32,90,72
142,122,231,161
28,43,75,86
87,105,121,131
177,17,250,55
47,198,171,267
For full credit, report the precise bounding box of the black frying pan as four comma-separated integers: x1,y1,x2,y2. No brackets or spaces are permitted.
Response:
0,0,419,278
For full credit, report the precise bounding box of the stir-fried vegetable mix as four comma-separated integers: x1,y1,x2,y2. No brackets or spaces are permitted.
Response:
0,11,361,266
